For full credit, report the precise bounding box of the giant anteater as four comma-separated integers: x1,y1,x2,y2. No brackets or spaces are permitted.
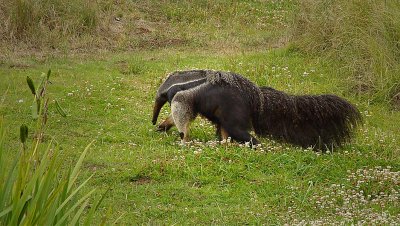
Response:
152,70,362,149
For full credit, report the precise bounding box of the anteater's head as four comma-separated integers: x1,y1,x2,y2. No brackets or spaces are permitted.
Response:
152,70,209,125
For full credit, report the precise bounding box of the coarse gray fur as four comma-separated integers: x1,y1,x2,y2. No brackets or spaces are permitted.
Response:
204,70,264,116
155,70,209,99
153,69,266,145
153,70,362,150
170,83,208,143
152,70,209,125
155,69,262,106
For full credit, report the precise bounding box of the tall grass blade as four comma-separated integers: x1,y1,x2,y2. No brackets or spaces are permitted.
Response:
83,188,109,226
47,69,51,80
19,124,28,144
41,197,59,226
27,76,36,95
68,141,94,191
68,200,89,226
55,99,67,117
32,99,38,119
9,149,50,224
1,71,104,225
56,174,94,216
0,155,18,222
55,189,96,226
0,206,12,218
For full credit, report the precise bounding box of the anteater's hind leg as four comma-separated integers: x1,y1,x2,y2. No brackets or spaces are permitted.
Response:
157,115,175,132
224,127,259,146
171,98,194,144
219,114,259,146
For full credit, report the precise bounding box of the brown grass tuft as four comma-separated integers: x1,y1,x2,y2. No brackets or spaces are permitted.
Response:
291,0,400,103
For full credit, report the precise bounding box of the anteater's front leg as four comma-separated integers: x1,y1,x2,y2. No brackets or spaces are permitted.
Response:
171,94,195,144
156,114,175,132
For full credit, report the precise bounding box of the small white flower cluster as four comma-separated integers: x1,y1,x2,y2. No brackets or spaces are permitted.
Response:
358,124,398,150
295,166,400,225
271,65,292,78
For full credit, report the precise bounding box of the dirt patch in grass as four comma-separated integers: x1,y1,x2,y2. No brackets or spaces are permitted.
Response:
129,175,152,185
84,162,108,172
8,63,32,69
391,92,400,110
137,37,188,49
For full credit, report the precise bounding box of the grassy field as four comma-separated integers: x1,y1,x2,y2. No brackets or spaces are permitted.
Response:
1,0,400,225
2,48,400,224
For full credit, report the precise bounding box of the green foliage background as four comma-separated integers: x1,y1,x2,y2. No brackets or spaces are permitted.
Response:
0,0,399,224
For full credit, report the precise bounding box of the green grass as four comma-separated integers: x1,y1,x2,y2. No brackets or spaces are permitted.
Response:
1,0,400,224
1,48,399,224
0,0,293,57
0,72,105,225
291,0,400,103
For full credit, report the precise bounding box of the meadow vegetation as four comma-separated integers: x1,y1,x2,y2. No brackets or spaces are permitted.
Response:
0,0,292,56
0,72,105,225
1,0,399,224
292,0,400,104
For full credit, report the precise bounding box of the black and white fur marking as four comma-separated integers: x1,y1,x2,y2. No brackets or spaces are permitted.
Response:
152,70,362,149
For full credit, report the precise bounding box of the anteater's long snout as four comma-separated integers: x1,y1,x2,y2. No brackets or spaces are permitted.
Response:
152,98,166,125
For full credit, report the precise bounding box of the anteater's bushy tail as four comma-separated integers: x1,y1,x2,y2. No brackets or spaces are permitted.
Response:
255,87,362,149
